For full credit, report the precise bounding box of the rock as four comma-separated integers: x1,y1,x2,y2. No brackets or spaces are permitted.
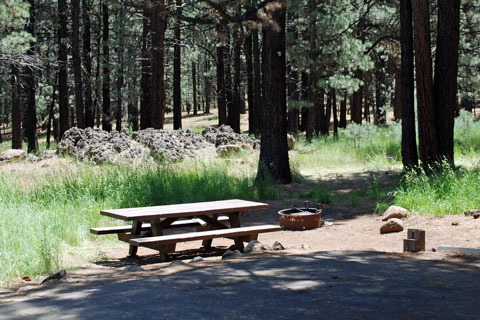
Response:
474,213,480,219
451,221,459,226
301,244,311,250
272,241,285,251
25,153,38,162
202,125,260,150
380,218,405,234
41,269,68,284
287,134,295,150
58,127,152,163
216,144,241,157
324,221,334,227
0,149,27,162
38,150,57,160
190,256,204,263
381,205,410,221
465,209,480,216
244,240,271,253
121,265,144,272
169,260,186,266
222,249,242,260
22,276,32,282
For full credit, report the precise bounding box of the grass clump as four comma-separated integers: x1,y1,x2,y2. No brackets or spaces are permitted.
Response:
0,162,280,283
393,162,480,216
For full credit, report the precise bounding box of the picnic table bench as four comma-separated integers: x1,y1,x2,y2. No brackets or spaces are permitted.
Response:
91,199,280,261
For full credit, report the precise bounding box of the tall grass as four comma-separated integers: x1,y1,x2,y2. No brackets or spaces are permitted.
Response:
393,162,480,216
0,162,280,282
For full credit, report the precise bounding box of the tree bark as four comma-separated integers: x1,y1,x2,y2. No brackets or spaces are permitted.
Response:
332,92,338,136
339,97,347,128
231,28,242,133
433,0,460,164
11,66,22,149
245,32,255,134
351,70,363,124
216,26,227,125
25,0,38,152
173,0,182,129
374,56,386,125
72,0,85,129
83,0,94,127
140,3,152,129
252,24,261,135
102,3,112,131
151,0,166,129
225,34,234,128
204,59,211,114
58,0,70,139
401,0,418,169
192,61,198,115
414,0,437,167
257,0,291,184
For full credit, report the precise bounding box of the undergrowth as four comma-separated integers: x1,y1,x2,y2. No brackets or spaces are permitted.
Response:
0,162,281,283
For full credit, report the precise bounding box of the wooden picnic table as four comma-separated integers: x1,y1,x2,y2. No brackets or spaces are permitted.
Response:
91,199,281,260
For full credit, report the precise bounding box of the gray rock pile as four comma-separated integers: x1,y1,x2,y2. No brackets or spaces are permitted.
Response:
132,128,210,161
203,125,260,148
57,127,151,163
55,125,262,164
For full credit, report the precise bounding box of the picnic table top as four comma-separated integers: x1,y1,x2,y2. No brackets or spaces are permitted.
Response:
100,199,269,221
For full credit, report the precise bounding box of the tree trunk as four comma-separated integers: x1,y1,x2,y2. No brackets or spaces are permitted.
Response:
393,58,402,121
225,35,234,128
257,0,291,184
140,4,152,129
58,0,70,139
374,56,386,125
46,78,57,149
115,5,126,131
433,0,460,164
231,28,242,133
11,66,22,149
102,3,112,131
83,0,94,127
173,0,182,129
204,59,211,114
332,92,338,136
245,32,255,134
151,0,166,129
192,61,198,115
287,68,299,134
252,25,261,135
351,71,363,124
72,0,85,129
414,0,437,167
25,0,38,152
325,92,332,134
339,97,347,128
216,26,227,125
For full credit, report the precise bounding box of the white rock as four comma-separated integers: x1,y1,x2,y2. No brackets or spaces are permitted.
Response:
0,149,27,162
382,205,410,221
222,249,242,260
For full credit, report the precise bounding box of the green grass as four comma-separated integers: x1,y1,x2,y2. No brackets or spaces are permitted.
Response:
393,162,480,216
0,162,281,283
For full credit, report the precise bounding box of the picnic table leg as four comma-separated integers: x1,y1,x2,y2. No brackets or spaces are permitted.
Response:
228,212,244,252
151,220,175,262
129,221,143,256
202,214,219,249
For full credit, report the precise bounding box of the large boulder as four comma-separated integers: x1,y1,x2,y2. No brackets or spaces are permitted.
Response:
380,218,405,234
381,205,410,221
0,149,27,162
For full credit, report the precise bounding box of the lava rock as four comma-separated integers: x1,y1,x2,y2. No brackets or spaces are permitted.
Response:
216,144,241,157
381,205,410,221
190,256,204,263
222,249,242,260
380,218,405,234
38,150,57,160
244,240,271,253
272,241,285,251
0,149,27,162
41,269,68,284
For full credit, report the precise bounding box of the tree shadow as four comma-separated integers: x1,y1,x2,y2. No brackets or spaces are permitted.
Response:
1,250,479,319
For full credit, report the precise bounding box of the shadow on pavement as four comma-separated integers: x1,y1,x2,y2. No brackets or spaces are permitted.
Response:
1,250,479,319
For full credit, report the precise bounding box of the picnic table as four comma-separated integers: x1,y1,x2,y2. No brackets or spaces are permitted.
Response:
91,199,281,261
